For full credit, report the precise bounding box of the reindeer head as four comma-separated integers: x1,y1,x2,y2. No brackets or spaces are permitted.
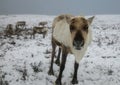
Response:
70,16,94,50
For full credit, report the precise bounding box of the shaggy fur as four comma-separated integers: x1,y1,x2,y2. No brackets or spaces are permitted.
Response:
52,15,94,63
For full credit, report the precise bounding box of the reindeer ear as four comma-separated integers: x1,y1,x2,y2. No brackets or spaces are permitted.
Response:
87,16,95,25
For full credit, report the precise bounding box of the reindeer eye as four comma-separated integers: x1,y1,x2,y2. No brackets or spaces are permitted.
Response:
70,25,75,32
83,25,88,31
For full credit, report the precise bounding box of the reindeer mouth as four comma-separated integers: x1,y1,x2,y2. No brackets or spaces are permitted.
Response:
73,40,84,50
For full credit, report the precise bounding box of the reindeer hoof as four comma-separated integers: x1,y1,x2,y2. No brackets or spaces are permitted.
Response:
55,60,60,66
55,79,62,85
71,78,78,84
48,69,54,75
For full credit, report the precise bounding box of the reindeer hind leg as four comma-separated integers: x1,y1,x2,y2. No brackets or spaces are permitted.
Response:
55,47,61,66
48,39,56,75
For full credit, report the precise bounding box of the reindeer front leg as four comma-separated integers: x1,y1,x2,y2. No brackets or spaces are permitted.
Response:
55,46,68,85
32,31,35,39
43,31,47,38
71,61,79,84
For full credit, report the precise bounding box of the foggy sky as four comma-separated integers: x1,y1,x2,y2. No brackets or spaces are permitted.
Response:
0,0,120,15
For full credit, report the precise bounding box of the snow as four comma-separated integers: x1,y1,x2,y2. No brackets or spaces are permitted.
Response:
0,15,120,85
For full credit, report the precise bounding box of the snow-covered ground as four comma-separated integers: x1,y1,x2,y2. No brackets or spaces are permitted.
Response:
0,15,120,85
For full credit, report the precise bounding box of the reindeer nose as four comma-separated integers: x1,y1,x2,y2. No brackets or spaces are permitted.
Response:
80,40,84,47
75,41,80,45
73,40,84,50
73,40,84,46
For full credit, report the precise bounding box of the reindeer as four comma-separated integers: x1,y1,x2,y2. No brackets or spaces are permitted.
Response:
14,24,25,39
48,14,94,85
38,21,48,27
16,21,26,29
32,26,48,39
4,24,14,38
